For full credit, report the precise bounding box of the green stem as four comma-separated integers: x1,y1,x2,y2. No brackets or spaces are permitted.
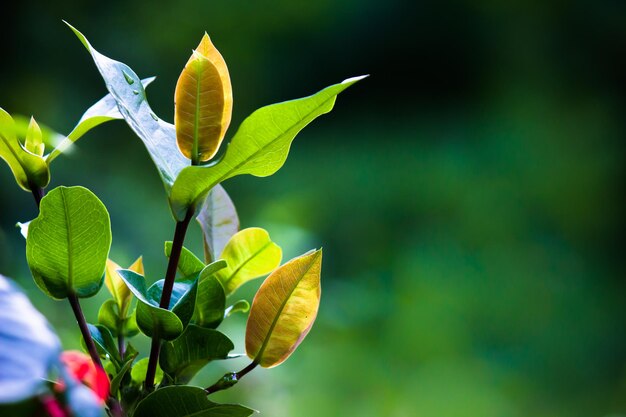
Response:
204,361,259,395
144,207,195,390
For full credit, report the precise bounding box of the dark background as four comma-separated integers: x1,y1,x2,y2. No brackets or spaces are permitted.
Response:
1,1,626,415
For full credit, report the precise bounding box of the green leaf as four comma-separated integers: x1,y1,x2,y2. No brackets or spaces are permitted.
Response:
215,228,282,296
196,184,239,263
193,266,227,329
160,325,234,384
66,22,189,190
164,242,205,276
46,77,155,164
25,186,112,299
109,356,135,397
97,299,119,334
117,270,198,340
246,249,322,368
86,323,122,367
131,358,163,386
24,117,44,156
134,386,254,417
105,256,144,317
225,300,250,318
175,34,232,164
169,76,367,220
0,108,50,191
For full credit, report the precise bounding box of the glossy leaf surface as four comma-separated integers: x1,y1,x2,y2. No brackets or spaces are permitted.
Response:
246,249,322,368
117,270,198,340
131,358,163,386
26,186,111,299
170,76,366,219
67,23,189,189
160,325,234,384
134,386,254,417
215,228,282,296
196,184,239,262
46,77,155,164
175,34,232,163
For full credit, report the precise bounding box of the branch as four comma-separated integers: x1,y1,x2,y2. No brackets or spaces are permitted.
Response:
205,361,258,395
144,207,195,390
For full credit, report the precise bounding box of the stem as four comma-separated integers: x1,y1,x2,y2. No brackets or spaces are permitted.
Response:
118,333,125,362
68,293,103,369
143,207,194,390
204,361,259,395
31,186,45,208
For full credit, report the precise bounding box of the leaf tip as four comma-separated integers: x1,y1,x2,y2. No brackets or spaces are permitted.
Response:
63,21,91,52
342,74,369,85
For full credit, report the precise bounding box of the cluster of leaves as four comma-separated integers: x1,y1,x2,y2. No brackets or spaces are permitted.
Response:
0,22,362,417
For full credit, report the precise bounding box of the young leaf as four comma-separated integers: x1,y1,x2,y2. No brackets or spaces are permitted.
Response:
134,386,254,417
175,34,232,164
169,76,367,220
196,184,239,263
0,108,50,191
46,77,156,164
246,249,322,368
193,267,226,329
25,186,112,299
164,242,205,276
215,227,282,296
117,270,198,340
160,325,234,384
105,256,144,317
66,22,189,189
24,117,44,156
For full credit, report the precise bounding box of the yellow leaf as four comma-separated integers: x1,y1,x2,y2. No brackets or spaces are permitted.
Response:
215,227,282,296
175,33,232,164
105,256,143,317
245,249,322,368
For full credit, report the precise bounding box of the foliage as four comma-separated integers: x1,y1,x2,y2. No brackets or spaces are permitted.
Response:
0,22,363,417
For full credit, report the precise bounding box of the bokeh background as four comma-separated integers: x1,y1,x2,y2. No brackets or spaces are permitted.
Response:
2,1,626,416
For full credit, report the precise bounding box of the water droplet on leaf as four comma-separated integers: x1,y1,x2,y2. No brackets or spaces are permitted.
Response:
122,70,135,85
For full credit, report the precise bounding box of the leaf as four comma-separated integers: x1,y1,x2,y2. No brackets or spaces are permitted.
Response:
215,228,282,296
160,325,234,384
0,107,50,190
175,33,232,164
86,324,122,367
0,275,61,403
46,77,155,164
169,76,367,220
24,117,44,156
66,22,189,190
193,266,227,329
105,256,143,317
98,300,139,337
225,300,250,318
164,242,205,276
25,186,112,299
134,386,254,417
196,184,239,263
117,270,198,340
246,249,322,368
131,358,163,386
109,357,134,396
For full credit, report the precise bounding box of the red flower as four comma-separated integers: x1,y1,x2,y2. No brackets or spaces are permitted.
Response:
59,350,110,403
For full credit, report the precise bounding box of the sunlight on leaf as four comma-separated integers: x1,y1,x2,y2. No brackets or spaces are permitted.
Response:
246,249,322,368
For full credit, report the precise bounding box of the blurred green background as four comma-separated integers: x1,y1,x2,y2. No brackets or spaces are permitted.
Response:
2,1,626,416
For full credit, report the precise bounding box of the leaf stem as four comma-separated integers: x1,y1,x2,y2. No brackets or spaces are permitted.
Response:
144,207,195,390
31,186,45,208
204,361,259,395
68,292,103,369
